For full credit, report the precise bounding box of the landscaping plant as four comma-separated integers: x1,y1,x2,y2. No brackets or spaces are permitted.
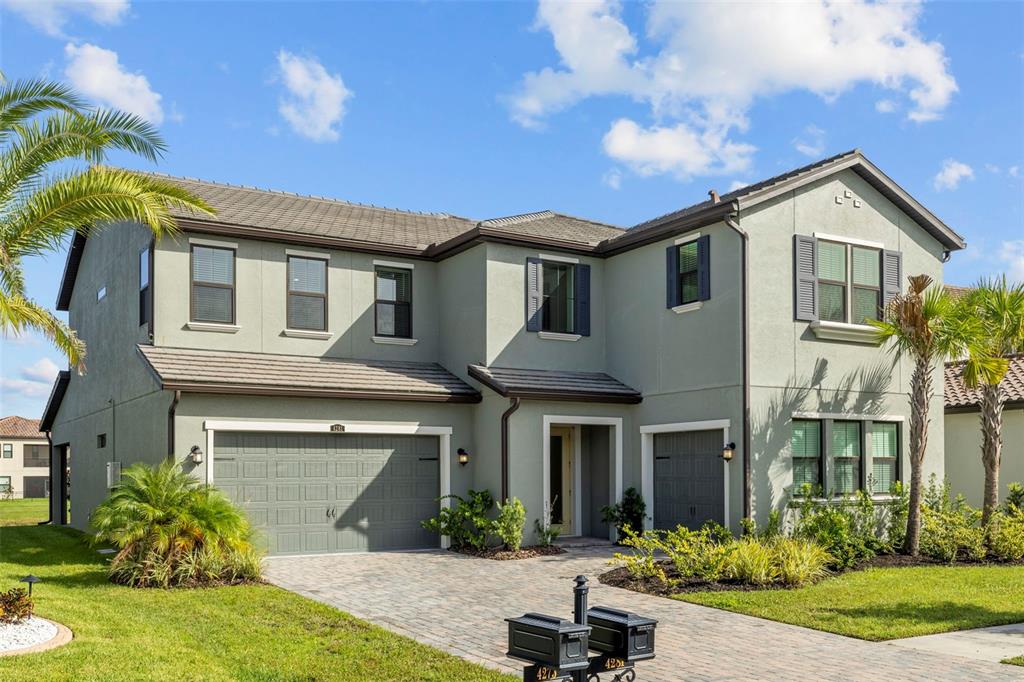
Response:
494,497,526,551
533,497,560,546
601,487,647,540
422,489,495,551
723,537,779,586
0,587,32,624
772,538,832,587
791,486,884,569
90,460,262,588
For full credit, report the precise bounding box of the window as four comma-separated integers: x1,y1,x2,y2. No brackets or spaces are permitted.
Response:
96,286,106,301
542,261,575,334
666,235,710,309
870,422,899,494
677,241,700,305
0,476,10,494
791,420,822,488
375,266,412,338
851,246,880,324
287,256,327,331
817,240,880,324
831,421,862,495
1,444,11,458
24,445,48,468
191,245,235,324
139,246,152,327
97,434,107,449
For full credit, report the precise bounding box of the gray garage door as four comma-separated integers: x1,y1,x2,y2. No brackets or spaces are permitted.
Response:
214,432,439,555
653,430,725,531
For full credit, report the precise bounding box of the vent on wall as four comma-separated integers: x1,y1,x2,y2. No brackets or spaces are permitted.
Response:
106,461,122,489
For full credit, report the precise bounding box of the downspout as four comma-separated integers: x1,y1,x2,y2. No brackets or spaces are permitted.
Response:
723,213,752,521
499,397,521,501
167,390,181,459
38,431,52,525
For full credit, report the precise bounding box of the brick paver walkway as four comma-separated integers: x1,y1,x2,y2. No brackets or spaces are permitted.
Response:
265,547,1023,681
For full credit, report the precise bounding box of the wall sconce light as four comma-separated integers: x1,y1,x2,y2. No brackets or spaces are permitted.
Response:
190,445,204,464
721,442,736,462
457,448,470,466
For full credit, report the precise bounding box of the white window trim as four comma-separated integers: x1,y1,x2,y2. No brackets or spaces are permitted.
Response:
189,237,239,249
373,259,415,270
186,321,241,333
671,301,703,315
674,231,701,246
813,232,884,250
286,248,330,261
809,320,879,344
793,411,905,422
538,253,579,264
202,419,453,550
640,419,731,532
283,328,332,340
538,331,581,342
372,335,418,346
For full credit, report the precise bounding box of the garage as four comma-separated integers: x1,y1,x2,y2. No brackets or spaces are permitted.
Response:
653,429,725,531
214,431,440,555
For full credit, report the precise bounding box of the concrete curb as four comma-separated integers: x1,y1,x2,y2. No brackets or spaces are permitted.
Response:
0,618,73,657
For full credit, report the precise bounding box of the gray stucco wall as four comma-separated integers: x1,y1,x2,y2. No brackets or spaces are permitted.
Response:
945,407,1024,508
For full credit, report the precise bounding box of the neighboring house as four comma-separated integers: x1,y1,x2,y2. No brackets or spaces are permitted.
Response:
944,356,1024,507
0,416,49,499
41,149,965,555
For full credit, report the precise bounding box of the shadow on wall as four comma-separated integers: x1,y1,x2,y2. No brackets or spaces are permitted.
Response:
751,358,893,522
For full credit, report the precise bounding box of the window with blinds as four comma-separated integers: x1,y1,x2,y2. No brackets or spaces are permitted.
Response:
375,266,412,337
817,240,881,324
677,241,700,305
191,245,235,323
817,241,847,322
1,444,11,458
791,420,822,489
870,422,899,493
541,261,575,333
831,421,861,494
287,256,327,331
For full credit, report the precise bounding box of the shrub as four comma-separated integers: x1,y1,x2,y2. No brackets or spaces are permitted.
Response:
920,506,985,563
660,522,732,582
422,489,495,551
90,461,262,588
602,487,647,540
884,481,909,550
773,538,831,586
724,538,779,586
0,587,32,624
1005,483,1024,514
987,510,1024,562
792,499,873,569
495,497,526,551
534,519,560,547
614,527,667,583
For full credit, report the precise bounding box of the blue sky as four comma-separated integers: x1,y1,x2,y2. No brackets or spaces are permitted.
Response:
1,0,1022,419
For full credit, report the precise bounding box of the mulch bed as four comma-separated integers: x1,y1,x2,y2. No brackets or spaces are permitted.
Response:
455,545,566,561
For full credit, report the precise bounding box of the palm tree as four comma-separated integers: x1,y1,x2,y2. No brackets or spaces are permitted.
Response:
870,274,998,555
0,75,213,369
955,277,1024,524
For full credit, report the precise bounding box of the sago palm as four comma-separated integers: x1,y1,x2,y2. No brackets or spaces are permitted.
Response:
870,274,998,555
955,277,1024,524
0,74,213,369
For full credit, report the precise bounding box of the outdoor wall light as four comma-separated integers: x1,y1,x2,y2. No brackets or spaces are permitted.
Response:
190,445,204,464
721,442,736,462
457,448,470,466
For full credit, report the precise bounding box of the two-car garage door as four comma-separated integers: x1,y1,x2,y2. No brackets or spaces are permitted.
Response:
214,432,439,555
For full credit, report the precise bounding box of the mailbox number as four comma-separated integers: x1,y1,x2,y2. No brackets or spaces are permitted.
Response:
534,666,560,681
604,658,626,670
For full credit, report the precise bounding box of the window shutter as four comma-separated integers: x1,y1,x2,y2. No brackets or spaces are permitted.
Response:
574,263,591,336
526,257,543,332
697,234,711,301
666,246,679,308
794,235,818,321
882,250,902,311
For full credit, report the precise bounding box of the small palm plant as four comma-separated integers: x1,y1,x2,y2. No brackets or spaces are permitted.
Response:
91,461,262,588
0,74,213,368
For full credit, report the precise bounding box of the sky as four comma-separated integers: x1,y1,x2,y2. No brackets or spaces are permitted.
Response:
0,0,1022,420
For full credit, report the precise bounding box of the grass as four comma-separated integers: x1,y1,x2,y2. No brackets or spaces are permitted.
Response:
0,524,512,681
0,498,49,526
677,564,1024,641
1003,656,1024,666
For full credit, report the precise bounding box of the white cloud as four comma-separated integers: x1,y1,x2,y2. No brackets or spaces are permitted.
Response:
602,118,755,180
3,0,129,37
728,180,749,192
22,358,60,383
64,42,163,123
793,124,826,157
274,50,352,143
1010,166,1021,179
999,241,1024,283
601,168,623,190
0,356,61,400
933,159,974,191
875,99,898,113
509,0,956,180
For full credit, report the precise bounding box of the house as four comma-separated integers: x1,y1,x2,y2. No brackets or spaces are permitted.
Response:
944,356,1024,507
40,149,965,554
0,416,49,499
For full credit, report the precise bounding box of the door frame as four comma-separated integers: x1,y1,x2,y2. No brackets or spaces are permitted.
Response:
542,415,623,540
548,426,580,536
202,419,453,548
640,419,731,532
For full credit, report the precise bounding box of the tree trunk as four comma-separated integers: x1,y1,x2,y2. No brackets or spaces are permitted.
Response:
903,356,933,556
980,382,1004,525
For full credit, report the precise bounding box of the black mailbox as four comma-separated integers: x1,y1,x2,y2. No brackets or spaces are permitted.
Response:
586,606,657,662
505,612,591,672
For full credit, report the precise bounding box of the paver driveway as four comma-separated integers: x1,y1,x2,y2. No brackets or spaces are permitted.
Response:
265,547,1023,681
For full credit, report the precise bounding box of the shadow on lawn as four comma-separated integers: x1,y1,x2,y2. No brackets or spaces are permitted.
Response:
827,601,1024,631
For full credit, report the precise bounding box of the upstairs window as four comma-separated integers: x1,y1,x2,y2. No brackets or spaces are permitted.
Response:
542,261,575,334
191,245,235,324
666,235,710,309
287,256,327,331
796,235,898,325
526,258,591,337
677,241,700,305
24,444,48,468
1,444,11,459
139,246,152,327
375,266,412,338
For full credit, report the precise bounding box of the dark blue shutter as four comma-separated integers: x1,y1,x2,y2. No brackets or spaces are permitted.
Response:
882,250,902,312
697,234,711,301
526,257,543,332
666,245,679,308
575,263,591,336
794,235,818,321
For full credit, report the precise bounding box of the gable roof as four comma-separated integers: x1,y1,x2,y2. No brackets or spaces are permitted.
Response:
945,356,1024,411
468,364,642,404
0,415,44,439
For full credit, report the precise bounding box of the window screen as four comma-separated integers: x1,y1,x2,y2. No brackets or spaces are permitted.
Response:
817,241,847,322
870,422,899,494
287,257,327,331
831,421,862,494
791,420,821,489
678,241,700,305
191,246,234,323
541,261,575,334
851,246,880,323
24,445,48,468
375,267,412,337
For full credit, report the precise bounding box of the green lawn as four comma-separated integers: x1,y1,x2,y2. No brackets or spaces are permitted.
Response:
0,498,49,526
0,524,512,681
1004,656,1024,666
678,564,1024,641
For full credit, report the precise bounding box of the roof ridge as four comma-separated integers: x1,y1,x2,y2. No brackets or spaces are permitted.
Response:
480,210,556,227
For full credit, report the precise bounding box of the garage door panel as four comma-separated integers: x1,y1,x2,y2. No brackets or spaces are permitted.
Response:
215,459,239,480
304,483,329,501
336,461,358,478
242,485,268,502
275,507,301,525
276,461,300,478
654,429,725,531
304,461,328,478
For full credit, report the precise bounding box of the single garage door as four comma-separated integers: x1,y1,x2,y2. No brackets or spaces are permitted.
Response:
653,429,724,531
214,432,439,555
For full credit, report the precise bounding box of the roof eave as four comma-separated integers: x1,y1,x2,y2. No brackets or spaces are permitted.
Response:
39,370,71,431
596,202,736,256
159,381,481,403
467,365,642,404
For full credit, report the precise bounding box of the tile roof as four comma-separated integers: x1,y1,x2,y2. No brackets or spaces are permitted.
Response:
480,211,624,246
945,356,1024,409
0,416,44,439
944,284,974,299
138,346,480,403
468,364,642,404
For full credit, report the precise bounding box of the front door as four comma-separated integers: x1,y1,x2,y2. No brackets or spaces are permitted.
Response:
653,429,725,531
549,427,575,536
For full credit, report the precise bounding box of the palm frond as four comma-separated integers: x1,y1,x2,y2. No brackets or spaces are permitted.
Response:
0,293,84,369
0,79,85,139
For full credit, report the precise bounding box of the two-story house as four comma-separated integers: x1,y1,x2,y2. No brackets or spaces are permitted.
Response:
0,416,49,499
40,150,964,555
